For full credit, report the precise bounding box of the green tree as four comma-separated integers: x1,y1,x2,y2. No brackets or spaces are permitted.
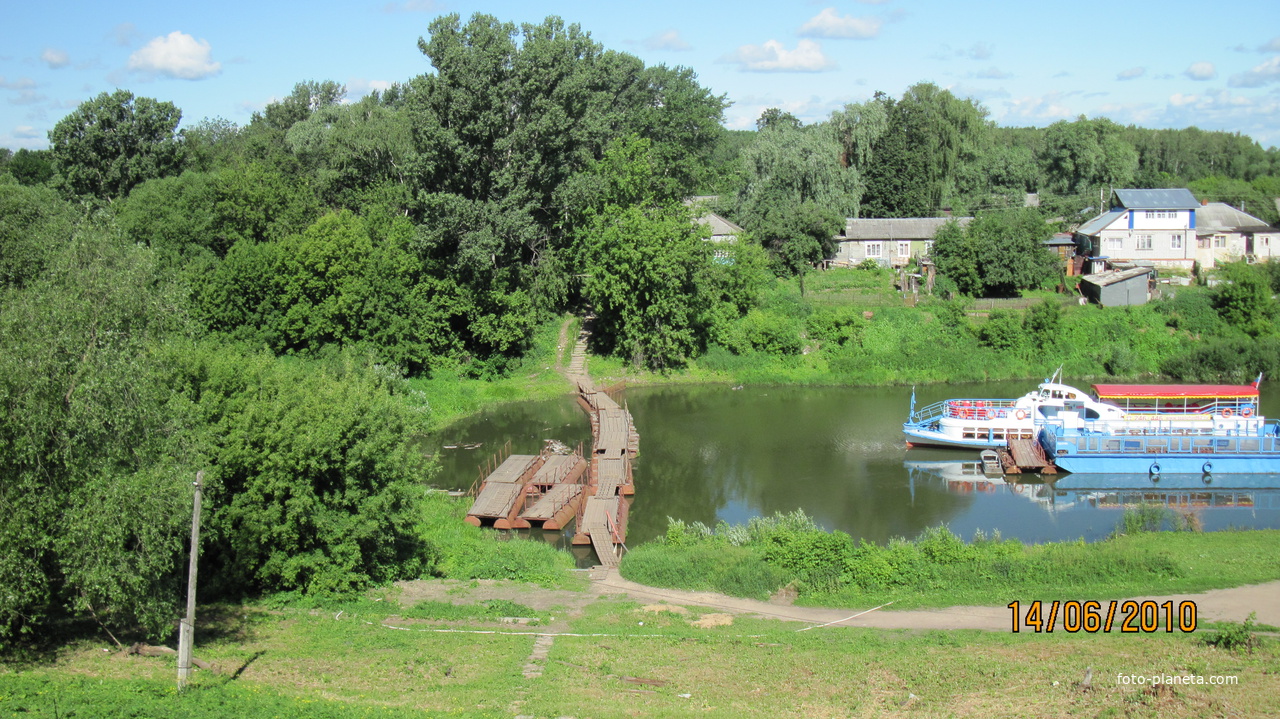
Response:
580,202,716,369
931,208,1058,297
1212,262,1277,336
6,148,55,186
0,228,200,640
0,182,79,287
173,344,433,595
48,90,185,201
734,124,858,258
861,83,986,217
1041,116,1138,195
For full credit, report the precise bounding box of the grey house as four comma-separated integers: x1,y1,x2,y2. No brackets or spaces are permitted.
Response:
832,217,972,268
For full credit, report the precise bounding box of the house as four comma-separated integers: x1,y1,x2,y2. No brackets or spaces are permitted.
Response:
1079,267,1153,307
1193,202,1280,263
1073,189,1201,270
686,196,743,261
832,217,972,268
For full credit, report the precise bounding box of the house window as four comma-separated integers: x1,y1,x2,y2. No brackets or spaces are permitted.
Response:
1135,234,1153,250
1106,236,1123,252
1144,210,1173,220
1214,235,1227,248
897,242,910,258
865,242,882,258
923,241,934,256
1171,233,1183,250
1198,237,1210,249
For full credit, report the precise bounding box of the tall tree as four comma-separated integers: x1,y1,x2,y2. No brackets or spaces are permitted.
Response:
1040,116,1138,195
47,90,185,202
734,123,858,263
861,83,986,217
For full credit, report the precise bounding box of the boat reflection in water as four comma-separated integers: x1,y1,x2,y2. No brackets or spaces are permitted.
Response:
904,459,1280,515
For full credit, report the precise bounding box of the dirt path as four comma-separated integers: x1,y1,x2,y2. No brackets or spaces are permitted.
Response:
591,569,1280,631
398,573,1280,633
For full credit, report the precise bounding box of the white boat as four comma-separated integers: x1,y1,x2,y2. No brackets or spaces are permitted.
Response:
903,373,1266,450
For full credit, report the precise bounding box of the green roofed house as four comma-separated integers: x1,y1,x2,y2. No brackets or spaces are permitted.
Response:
832,216,972,268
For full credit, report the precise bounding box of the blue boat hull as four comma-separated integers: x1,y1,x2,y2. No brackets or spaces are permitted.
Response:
1053,454,1280,474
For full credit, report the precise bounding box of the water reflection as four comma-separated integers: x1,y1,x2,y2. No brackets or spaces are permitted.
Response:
908,460,1280,538
433,382,1280,548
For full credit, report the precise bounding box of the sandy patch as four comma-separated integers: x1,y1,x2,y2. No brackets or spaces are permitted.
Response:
692,613,734,628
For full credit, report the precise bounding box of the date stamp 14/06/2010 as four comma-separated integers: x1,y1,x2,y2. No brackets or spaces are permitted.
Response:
1007,600,1198,633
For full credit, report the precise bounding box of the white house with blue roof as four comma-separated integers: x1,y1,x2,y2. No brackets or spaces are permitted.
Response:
1073,189,1204,270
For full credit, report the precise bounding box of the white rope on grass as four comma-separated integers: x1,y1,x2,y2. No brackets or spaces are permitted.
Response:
796,601,896,632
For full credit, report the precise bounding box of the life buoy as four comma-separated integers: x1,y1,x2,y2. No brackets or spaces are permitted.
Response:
1221,408,1234,418
1015,409,1027,420
1242,407,1254,418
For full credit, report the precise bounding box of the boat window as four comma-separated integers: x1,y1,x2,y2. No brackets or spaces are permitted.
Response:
1084,408,1100,419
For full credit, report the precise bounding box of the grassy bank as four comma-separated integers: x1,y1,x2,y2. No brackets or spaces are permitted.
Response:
3,587,1275,718
406,315,579,432
585,267,1278,389
619,511,1280,610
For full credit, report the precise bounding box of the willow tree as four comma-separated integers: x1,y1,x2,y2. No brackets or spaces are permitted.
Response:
860,83,987,217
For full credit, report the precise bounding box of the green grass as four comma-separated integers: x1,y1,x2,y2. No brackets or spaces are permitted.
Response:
406,314,577,431
620,515,1280,611
4,591,1276,719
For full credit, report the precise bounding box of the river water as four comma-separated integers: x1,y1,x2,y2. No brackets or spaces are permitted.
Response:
433,381,1280,549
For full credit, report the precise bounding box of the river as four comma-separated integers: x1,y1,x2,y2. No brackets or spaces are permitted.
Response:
433,380,1280,549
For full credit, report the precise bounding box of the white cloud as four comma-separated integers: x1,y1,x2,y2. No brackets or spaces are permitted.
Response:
13,125,40,139
1261,36,1280,53
1116,66,1145,81
110,22,140,47
7,91,46,106
798,8,882,39
962,43,992,60
128,31,221,80
0,76,37,90
41,48,69,69
346,78,393,99
948,84,1010,102
720,39,836,73
382,0,440,12
1229,55,1280,87
973,66,1011,80
643,29,691,52
1159,89,1280,146
1001,92,1076,122
1184,62,1216,81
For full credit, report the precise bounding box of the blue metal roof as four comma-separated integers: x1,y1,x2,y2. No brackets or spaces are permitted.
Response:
1076,209,1126,236
1112,188,1200,210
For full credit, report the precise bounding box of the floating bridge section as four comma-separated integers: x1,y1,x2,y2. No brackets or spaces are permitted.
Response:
464,328,640,568
571,383,639,566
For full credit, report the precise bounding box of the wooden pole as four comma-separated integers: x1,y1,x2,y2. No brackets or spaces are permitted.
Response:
177,470,204,690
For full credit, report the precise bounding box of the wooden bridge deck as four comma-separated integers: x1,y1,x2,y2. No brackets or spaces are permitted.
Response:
466,454,539,523
521,484,584,522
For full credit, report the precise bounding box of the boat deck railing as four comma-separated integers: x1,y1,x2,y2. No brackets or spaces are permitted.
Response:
1060,425,1280,456
911,398,1019,422
1102,397,1261,419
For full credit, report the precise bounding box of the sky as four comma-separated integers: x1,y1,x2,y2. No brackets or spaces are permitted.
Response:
3,0,1279,151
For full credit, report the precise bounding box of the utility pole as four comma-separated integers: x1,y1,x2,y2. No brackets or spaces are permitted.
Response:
177,470,204,691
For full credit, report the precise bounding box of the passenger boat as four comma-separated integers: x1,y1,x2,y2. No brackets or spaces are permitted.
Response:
903,374,1266,450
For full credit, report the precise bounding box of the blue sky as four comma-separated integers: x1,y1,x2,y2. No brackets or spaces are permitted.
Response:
3,1,1279,151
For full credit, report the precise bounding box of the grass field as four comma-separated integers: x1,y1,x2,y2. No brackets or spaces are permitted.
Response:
2,587,1276,718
